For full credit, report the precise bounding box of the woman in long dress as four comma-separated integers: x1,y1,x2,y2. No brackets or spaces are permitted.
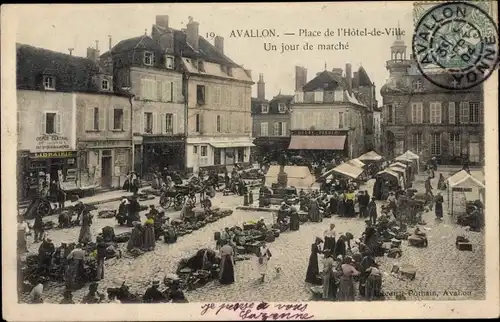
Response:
257,242,272,283
305,237,323,284
364,262,382,301
434,193,444,220
322,250,337,300
337,256,360,301
358,253,375,297
219,242,235,285
143,215,156,251
78,210,92,244
334,235,346,259
127,222,143,251
437,173,446,190
308,198,320,222
323,224,336,253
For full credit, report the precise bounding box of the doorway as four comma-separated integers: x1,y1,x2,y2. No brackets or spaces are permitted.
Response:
101,150,112,187
225,148,235,165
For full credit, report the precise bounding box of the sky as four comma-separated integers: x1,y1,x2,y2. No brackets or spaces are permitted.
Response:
11,2,416,104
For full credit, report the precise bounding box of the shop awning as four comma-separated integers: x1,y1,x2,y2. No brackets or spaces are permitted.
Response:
358,150,383,161
288,135,346,150
210,142,255,148
347,158,365,168
319,162,363,180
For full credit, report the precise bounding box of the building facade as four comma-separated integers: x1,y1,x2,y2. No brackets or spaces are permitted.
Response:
373,107,382,152
16,44,132,198
251,74,292,160
291,64,377,158
380,35,484,165
103,32,186,176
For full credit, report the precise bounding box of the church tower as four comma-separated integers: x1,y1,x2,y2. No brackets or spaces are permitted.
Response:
386,24,412,77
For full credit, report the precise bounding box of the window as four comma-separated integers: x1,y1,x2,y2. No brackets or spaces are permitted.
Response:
113,109,124,130
449,133,461,156
144,52,155,66
237,148,244,163
142,78,157,100
412,132,423,154
413,80,423,91
169,82,174,102
261,104,269,113
42,112,61,134
198,60,205,72
280,122,287,136
278,103,286,113
385,104,394,124
430,102,442,124
214,148,222,165
200,145,207,157
314,90,324,103
165,56,174,69
411,102,423,123
43,76,55,90
197,85,206,105
216,115,221,132
101,79,109,90
469,102,480,123
227,67,233,77
93,108,99,130
195,114,200,132
165,113,173,133
144,112,153,133
459,102,470,124
338,112,344,129
334,90,343,102
273,122,280,136
448,102,456,124
193,146,198,154
430,133,441,155
294,91,304,103
260,122,268,136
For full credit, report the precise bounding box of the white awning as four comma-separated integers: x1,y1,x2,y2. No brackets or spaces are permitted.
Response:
347,158,365,168
210,142,255,148
390,162,407,168
447,170,485,189
358,150,383,161
330,162,364,179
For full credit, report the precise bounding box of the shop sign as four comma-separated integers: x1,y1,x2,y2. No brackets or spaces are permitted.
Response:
84,140,131,148
291,130,348,136
143,135,185,144
35,134,70,151
30,151,77,159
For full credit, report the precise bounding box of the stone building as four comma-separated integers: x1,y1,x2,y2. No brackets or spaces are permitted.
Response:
16,44,131,198
290,64,377,159
372,107,382,152
251,74,292,160
101,29,185,176
380,34,484,165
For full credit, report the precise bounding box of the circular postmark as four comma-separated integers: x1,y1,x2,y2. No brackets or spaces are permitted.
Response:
412,1,499,90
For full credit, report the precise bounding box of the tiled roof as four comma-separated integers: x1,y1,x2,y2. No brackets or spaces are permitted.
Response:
251,97,268,115
302,70,347,92
16,43,106,93
110,35,163,55
251,94,293,115
358,66,373,87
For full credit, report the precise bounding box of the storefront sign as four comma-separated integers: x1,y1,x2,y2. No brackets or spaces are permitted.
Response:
35,135,70,151
290,130,349,136
30,151,77,159
83,140,132,148
143,135,185,144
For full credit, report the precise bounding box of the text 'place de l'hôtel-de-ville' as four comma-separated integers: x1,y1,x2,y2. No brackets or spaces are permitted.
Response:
16,14,484,197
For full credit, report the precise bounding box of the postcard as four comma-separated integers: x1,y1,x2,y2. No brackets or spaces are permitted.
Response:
2,1,499,320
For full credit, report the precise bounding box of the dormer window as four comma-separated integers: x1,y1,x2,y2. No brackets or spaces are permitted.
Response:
198,60,205,73
43,76,55,90
165,56,174,69
227,67,233,77
144,52,155,66
278,103,286,113
414,79,423,91
261,104,269,113
334,89,343,102
101,79,110,91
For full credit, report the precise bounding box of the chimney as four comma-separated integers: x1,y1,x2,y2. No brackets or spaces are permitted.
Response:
108,35,112,51
68,48,74,56
345,63,352,95
156,15,169,29
257,73,265,100
186,16,199,51
295,66,307,91
214,36,224,54
353,71,359,89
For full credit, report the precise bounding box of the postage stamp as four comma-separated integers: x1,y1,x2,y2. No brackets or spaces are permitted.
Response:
412,1,499,89
1,1,499,321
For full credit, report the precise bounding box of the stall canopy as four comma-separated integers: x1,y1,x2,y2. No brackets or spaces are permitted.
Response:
347,158,365,168
357,150,383,161
288,135,346,150
447,170,485,189
396,150,419,161
377,169,400,180
320,162,364,180
264,165,316,188
390,162,407,168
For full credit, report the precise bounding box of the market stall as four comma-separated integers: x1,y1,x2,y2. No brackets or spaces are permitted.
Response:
395,150,420,173
346,158,368,180
446,170,485,216
373,169,401,200
328,162,364,180
387,165,407,188
358,151,383,162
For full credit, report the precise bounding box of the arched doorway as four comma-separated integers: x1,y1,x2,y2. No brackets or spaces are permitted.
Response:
385,130,396,158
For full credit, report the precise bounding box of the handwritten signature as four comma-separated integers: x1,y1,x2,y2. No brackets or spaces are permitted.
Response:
200,302,314,321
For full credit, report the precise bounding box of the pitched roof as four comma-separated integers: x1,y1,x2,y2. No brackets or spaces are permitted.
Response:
251,97,269,115
358,66,373,86
16,43,106,93
302,70,347,92
251,94,293,115
110,35,163,55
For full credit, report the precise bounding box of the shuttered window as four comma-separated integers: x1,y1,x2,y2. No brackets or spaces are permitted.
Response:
459,102,470,124
41,111,61,134
448,102,456,124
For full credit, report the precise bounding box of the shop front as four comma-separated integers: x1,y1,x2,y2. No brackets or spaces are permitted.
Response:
253,136,291,163
288,130,348,161
141,134,186,177
210,141,255,166
78,139,132,188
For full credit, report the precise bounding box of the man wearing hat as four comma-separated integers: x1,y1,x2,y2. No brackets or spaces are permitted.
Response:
367,196,378,225
143,280,165,303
